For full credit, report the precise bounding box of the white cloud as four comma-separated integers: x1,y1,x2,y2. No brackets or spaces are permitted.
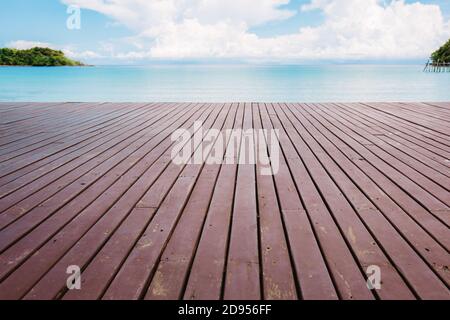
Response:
63,49,102,59
6,40,55,50
62,0,294,30
297,0,450,59
61,0,450,60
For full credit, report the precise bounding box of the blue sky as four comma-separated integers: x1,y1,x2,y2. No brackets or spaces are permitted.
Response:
1,0,450,64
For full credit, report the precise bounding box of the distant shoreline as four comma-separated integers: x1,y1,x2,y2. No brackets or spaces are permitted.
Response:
0,64,93,67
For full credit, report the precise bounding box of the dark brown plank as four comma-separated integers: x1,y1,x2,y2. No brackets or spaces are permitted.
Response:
284,103,448,298
223,103,260,300
183,105,245,300
101,103,231,299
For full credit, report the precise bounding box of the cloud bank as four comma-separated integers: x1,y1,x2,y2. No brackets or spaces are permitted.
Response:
61,0,450,60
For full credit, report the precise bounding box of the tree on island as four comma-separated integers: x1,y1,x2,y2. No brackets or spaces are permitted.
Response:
0,47,84,66
431,39,450,64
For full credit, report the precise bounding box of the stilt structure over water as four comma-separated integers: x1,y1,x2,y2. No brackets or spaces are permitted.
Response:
424,60,450,72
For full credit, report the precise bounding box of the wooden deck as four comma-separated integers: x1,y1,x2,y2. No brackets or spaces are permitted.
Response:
0,102,448,300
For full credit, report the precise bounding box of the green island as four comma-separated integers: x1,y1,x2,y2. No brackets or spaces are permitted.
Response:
0,47,85,66
431,38,450,63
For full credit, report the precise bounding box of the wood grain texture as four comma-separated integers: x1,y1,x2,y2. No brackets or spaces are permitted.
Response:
0,102,448,300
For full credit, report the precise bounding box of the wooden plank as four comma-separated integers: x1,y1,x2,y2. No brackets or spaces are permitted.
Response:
350,103,450,150
0,102,448,300
320,104,450,190
0,103,86,125
0,104,182,231
298,104,450,251
396,103,450,121
423,102,450,113
183,105,245,300
362,103,450,137
23,104,219,300
0,103,212,299
101,103,231,299
252,103,297,300
271,103,413,300
140,104,239,300
265,103,373,300
310,103,450,222
0,103,167,190
284,103,449,298
306,103,450,230
258,103,338,300
0,103,118,147
0,102,102,143
25,104,227,300
222,103,260,300
0,103,207,289
0,104,168,189
0,103,153,165
329,103,450,172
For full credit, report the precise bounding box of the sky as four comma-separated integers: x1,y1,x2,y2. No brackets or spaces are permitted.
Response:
1,0,450,64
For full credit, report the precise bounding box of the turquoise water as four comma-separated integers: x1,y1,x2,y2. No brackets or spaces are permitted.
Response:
0,64,449,102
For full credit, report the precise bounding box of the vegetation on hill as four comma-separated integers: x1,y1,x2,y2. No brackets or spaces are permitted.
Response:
0,47,84,66
431,39,450,64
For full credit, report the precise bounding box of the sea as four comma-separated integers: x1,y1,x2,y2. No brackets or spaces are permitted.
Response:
0,64,449,102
